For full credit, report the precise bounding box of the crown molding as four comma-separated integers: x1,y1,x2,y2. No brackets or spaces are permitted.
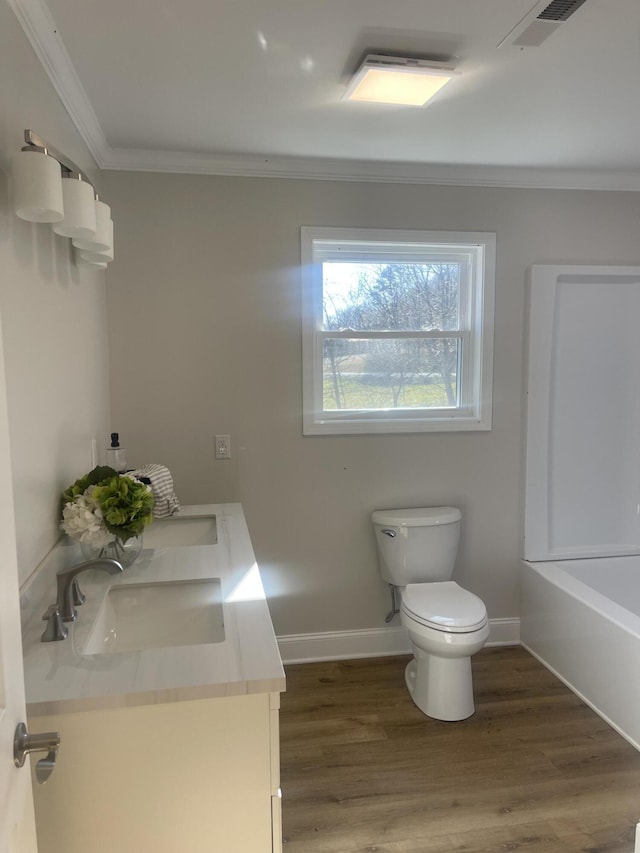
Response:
8,0,110,166
101,146,640,191
10,0,640,192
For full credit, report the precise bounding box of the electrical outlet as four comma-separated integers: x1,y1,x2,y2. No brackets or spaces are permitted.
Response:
215,434,231,459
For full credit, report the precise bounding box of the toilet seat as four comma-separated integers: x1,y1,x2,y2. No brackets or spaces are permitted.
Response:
401,581,487,633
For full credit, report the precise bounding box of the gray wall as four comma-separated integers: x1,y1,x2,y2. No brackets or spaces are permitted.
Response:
103,172,640,637
0,0,111,584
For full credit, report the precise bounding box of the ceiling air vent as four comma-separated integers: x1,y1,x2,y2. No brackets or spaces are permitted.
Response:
537,0,589,21
498,0,590,48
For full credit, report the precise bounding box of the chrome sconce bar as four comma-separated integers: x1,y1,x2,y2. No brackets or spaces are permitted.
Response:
12,129,114,269
22,129,92,185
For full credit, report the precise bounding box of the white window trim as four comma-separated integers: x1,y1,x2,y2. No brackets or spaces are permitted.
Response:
301,227,496,435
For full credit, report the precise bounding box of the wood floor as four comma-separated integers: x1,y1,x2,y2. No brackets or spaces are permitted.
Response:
280,647,640,853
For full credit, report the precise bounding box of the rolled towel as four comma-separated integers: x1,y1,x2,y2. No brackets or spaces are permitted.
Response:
129,464,180,518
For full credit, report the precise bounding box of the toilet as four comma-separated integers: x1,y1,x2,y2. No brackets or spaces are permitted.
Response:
372,506,489,721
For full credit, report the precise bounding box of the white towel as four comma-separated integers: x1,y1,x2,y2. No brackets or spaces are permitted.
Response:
130,464,180,518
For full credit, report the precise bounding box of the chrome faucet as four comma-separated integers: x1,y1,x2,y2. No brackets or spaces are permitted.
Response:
57,558,124,621
41,558,123,642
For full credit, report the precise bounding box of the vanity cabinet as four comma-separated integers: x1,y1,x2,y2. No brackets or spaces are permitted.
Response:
22,504,285,852
29,690,282,853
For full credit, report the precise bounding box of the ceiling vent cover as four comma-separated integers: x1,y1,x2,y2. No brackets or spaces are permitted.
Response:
537,0,589,21
499,0,590,48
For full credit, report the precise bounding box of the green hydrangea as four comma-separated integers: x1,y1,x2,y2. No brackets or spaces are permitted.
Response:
61,466,155,544
62,465,117,505
92,476,155,542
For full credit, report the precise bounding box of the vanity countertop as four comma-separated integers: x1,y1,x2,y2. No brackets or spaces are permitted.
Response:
21,503,285,716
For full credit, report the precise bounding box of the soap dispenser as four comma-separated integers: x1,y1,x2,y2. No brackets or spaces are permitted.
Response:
105,432,127,472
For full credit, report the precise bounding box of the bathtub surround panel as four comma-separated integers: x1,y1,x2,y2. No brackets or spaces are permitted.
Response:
104,170,640,637
525,265,640,561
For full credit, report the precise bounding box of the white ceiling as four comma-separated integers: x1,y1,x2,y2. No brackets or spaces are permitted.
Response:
14,0,640,188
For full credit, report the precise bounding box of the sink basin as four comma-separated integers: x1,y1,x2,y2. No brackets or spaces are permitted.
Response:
143,513,217,548
83,579,225,655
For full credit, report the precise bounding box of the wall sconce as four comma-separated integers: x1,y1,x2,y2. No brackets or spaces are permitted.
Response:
12,130,114,269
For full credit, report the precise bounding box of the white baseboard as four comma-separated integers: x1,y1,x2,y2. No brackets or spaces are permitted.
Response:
487,617,521,647
277,618,520,665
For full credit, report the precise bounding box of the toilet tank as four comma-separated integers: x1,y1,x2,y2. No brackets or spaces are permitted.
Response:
372,507,461,586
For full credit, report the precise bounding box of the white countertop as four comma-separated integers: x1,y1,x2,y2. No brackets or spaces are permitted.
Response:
20,504,285,716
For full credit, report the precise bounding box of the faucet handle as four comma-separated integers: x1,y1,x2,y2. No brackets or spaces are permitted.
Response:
41,605,68,642
72,577,86,607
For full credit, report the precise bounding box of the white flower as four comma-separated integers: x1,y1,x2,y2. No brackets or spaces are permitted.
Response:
61,491,113,546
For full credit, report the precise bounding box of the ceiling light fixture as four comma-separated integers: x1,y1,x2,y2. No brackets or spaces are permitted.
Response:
343,54,458,106
12,130,114,270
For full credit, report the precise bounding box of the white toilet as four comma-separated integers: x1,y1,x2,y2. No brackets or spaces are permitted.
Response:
372,506,489,721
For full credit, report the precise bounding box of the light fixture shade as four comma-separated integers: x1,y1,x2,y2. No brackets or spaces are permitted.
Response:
77,258,108,270
12,149,64,223
72,201,112,252
53,176,97,239
74,249,107,270
78,219,114,263
344,55,457,106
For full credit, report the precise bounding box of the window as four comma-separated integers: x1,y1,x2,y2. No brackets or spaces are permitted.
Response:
301,227,495,434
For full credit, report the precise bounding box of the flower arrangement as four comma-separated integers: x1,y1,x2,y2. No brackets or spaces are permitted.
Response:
61,465,155,546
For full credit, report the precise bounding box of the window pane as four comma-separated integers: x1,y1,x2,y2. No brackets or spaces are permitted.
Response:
323,338,459,411
322,262,460,332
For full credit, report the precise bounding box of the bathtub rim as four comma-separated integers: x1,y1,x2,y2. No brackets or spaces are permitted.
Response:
523,556,640,640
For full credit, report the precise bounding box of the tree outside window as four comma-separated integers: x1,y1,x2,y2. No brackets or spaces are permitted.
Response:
322,261,461,411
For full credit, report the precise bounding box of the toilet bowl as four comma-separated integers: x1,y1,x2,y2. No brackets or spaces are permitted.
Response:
400,581,489,720
372,507,489,721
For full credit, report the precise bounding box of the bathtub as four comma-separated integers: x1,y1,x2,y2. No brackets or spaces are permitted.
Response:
521,555,640,751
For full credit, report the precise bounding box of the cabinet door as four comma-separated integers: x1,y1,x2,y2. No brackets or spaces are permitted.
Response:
30,693,276,853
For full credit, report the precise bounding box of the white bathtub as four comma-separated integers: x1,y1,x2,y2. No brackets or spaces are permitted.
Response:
521,555,640,751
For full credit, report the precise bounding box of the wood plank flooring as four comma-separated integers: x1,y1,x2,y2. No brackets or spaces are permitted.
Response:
280,647,640,853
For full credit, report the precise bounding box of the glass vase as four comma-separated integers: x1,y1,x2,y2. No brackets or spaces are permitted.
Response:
80,534,143,568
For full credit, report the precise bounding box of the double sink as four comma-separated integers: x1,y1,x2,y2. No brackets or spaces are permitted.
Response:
82,512,224,656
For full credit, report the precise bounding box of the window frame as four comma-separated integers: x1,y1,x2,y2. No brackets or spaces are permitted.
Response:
301,227,496,435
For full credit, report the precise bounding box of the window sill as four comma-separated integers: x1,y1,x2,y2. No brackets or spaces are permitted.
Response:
303,415,492,435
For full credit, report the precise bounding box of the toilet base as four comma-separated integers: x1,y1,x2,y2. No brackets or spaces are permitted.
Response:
404,649,476,722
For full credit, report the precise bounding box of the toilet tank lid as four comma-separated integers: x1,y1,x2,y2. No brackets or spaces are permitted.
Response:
372,507,461,527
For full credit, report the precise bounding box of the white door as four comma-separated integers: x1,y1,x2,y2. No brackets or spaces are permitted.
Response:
0,318,38,851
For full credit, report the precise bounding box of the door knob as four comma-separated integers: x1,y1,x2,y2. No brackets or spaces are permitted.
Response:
14,722,60,784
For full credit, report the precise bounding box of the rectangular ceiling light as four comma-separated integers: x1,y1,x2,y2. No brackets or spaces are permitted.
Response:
343,55,457,106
